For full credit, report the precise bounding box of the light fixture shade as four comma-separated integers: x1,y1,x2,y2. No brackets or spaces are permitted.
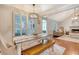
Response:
72,16,78,20
74,16,78,19
72,8,79,20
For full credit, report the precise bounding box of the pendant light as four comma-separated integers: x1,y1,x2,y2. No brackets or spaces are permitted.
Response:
31,4,40,24
32,4,35,13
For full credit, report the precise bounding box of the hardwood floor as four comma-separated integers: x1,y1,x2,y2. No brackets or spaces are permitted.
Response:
55,39,79,55
22,40,55,55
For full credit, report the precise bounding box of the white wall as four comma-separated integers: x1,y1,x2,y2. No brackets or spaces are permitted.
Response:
47,19,53,34
47,18,58,34
0,5,18,55
59,17,79,32
0,5,13,45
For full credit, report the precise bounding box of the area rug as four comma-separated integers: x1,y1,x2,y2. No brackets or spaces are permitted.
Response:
51,44,66,55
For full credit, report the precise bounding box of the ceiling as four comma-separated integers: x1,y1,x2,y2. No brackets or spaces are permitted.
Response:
6,4,79,22
6,4,64,13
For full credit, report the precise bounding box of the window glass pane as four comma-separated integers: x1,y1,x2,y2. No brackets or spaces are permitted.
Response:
34,19,38,33
42,18,47,33
27,18,32,35
15,15,21,36
42,21,47,30
28,18,35,35
28,14,38,35
22,16,27,35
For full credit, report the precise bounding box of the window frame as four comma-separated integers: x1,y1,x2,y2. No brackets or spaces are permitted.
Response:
13,12,27,37
42,16,47,33
28,13,39,35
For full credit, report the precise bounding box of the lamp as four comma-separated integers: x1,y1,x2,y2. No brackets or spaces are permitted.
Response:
30,4,40,24
72,8,78,20
72,7,79,24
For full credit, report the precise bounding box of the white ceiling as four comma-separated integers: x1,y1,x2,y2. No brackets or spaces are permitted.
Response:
6,4,79,22
7,4,64,13
49,9,73,21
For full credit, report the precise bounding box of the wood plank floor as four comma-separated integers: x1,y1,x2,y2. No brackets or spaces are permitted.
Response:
55,39,79,55
22,40,55,55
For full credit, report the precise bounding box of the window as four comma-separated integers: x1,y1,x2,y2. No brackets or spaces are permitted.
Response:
15,14,27,36
42,16,47,33
28,13,38,35
15,14,21,36
22,15,27,35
